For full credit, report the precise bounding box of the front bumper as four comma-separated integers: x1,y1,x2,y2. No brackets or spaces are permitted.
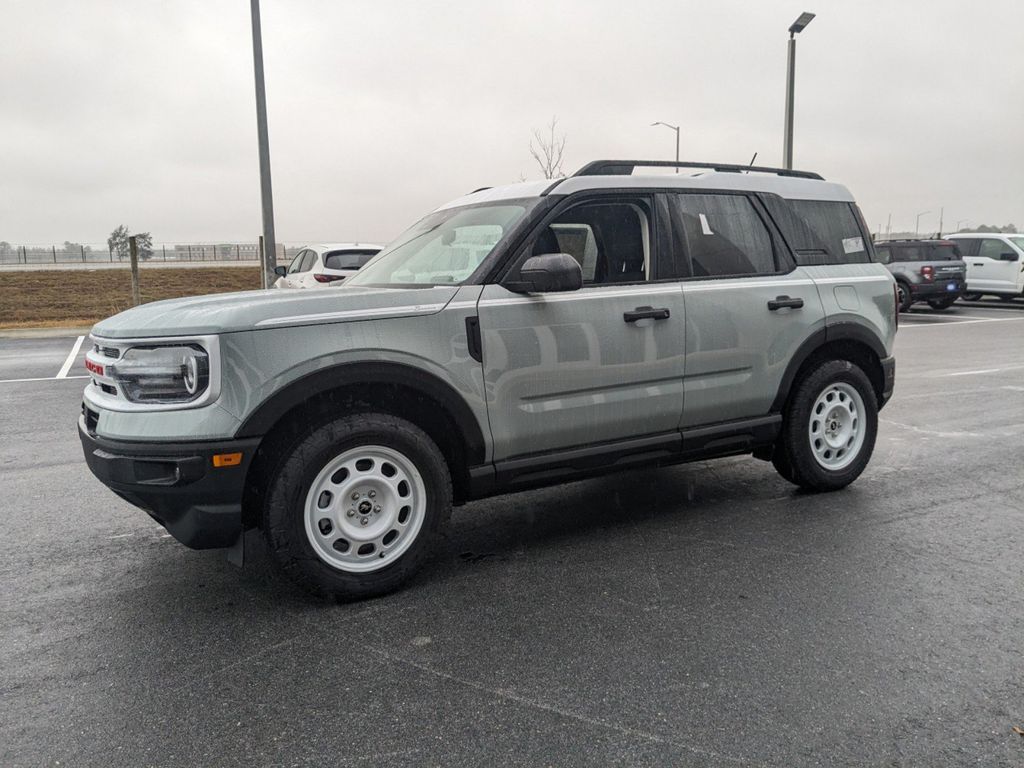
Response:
79,416,260,549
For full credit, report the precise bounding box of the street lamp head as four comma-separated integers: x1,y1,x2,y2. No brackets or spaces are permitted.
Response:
789,11,815,35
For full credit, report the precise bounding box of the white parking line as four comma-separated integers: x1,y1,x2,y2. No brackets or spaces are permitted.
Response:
943,363,1024,377
55,335,85,378
0,375,90,384
899,316,1024,328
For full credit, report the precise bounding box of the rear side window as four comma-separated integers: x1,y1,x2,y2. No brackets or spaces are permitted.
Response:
324,250,378,270
669,194,777,277
953,238,980,257
763,197,869,265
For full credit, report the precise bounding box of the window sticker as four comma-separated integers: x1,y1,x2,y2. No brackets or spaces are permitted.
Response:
842,236,865,254
699,213,714,236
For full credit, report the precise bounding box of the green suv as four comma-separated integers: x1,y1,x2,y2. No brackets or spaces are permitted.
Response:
80,160,897,600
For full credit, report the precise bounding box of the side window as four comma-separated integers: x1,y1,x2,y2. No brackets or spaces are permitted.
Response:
956,238,980,257
287,250,309,274
875,246,891,265
764,197,869,265
672,194,777,278
533,200,651,285
979,239,1007,259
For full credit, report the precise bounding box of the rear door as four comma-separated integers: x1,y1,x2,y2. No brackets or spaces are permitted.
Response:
668,192,826,427
477,194,687,461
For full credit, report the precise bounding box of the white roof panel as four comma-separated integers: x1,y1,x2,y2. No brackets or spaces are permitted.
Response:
435,170,855,210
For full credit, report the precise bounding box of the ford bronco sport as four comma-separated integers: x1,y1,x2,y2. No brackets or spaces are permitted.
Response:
873,239,966,311
80,160,897,600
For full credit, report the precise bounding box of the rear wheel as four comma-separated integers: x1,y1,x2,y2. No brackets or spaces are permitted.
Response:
896,282,913,312
261,413,451,600
927,297,956,310
772,359,878,491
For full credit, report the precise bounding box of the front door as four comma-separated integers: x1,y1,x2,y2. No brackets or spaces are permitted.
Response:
477,195,686,461
974,238,1022,294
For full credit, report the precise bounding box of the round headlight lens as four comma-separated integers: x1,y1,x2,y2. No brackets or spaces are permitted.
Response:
183,353,199,394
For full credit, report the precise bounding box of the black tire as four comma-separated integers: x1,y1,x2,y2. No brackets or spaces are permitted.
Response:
772,359,878,492
999,294,1018,302
927,297,956,310
895,281,913,313
961,292,982,301
261,413,451,601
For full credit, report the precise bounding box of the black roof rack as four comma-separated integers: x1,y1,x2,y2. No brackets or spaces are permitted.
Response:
572,159,824,181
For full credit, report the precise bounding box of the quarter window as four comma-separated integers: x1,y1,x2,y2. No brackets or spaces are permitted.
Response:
671,194,776,277
764,198,869,266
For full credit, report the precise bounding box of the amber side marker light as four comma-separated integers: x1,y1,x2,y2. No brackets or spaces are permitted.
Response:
212,452,243,468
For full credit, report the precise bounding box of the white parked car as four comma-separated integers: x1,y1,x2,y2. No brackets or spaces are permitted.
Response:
273,243,383,289
946,233,1024,301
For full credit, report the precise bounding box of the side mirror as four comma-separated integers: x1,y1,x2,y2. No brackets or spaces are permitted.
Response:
507,253,582,293
999,252,1020,262
273,265,288,276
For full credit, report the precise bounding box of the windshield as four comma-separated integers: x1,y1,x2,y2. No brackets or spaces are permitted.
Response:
346,202,533,287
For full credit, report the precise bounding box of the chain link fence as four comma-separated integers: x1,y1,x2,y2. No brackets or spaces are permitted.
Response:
0,242,305,266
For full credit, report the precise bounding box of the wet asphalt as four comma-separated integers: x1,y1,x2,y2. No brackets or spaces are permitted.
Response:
1,300,1023,767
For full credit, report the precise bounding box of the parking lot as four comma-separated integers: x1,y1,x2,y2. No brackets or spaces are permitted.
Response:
2,300,1023,767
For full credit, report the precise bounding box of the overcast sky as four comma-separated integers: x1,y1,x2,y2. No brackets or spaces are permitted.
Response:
2,0,1022,246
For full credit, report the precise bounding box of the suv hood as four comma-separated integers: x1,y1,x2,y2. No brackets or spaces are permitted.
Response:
91,285,461,339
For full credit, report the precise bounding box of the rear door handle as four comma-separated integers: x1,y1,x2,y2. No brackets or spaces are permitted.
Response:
767,295,804,311
624,306,670,323
973,262,984,266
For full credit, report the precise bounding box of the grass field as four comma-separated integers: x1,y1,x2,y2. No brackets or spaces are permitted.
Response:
0,267,262,328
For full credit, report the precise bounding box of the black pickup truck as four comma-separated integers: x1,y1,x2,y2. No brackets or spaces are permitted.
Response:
874,239,966,311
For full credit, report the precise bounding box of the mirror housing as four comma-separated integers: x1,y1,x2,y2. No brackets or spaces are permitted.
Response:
507,253,582,293
273,265,288,276
999,251,1020,262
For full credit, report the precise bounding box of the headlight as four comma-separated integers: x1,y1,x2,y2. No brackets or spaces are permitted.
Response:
107,345,210,404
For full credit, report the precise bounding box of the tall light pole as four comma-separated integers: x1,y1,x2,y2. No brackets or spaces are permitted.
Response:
250,0,277,288
651,122,680,171
915,210,930,236
783,11,815,170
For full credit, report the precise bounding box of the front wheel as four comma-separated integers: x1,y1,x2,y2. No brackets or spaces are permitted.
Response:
262,413,451,600
772,359,878,491
961,292,982,301
928,297,956,310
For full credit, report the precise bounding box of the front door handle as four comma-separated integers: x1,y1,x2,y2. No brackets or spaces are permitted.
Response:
767,295,804,311
624,306,670,323
973,262,984,267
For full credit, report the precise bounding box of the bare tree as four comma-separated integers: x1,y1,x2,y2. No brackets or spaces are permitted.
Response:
529,117,567,179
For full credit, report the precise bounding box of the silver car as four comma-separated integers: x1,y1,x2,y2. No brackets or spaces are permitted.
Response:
80,159,897,600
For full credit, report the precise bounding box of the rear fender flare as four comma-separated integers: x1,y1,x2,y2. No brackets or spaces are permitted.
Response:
771,323,886,412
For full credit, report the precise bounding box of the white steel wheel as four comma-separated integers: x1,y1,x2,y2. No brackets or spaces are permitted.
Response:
303,445,427,573
807,381,865,472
